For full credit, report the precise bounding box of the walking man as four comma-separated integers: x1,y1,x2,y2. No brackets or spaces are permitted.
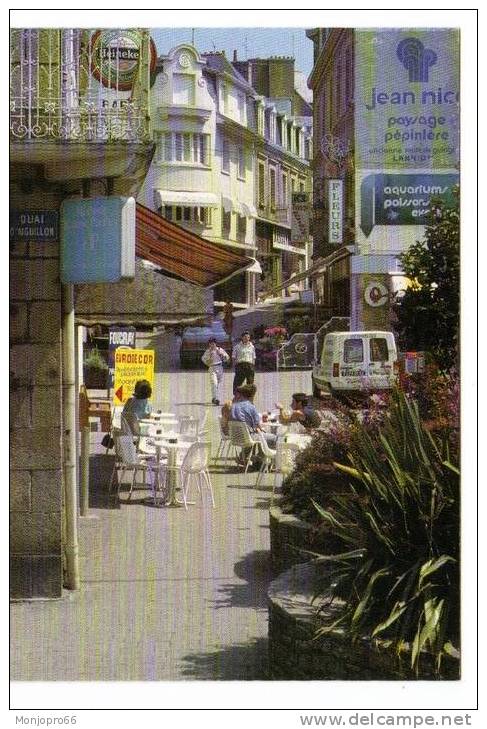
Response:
232,331,256,393
202,337,229,405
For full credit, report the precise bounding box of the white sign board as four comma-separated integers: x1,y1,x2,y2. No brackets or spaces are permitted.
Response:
328,179,343,244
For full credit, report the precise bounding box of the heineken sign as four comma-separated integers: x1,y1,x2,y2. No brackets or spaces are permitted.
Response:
90,30,157,91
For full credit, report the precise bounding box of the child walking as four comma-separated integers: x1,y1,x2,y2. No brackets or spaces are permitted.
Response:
202,337,230,405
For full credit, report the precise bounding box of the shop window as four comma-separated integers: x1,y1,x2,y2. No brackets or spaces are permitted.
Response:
258,162,266,208
270,168,276,211
222,209,231,238
222,139,230,173
238,146,245,179
164,206,173,221
175,207,182,221
237,215,246,242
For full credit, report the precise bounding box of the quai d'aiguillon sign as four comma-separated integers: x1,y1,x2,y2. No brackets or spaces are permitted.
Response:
10,210,59,243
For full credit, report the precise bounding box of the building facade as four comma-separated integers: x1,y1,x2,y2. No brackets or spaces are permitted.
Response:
306,27,460,330
9,28,155,598
139,46,313,308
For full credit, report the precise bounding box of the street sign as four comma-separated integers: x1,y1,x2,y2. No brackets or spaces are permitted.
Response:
113,348,155,405
108,326,136,388
9,210,59,243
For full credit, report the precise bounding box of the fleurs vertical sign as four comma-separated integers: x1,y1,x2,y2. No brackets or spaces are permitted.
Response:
328,179,343,244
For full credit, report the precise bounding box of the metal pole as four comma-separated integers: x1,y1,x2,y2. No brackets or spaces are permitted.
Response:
80,426,90,517
62,283,80,590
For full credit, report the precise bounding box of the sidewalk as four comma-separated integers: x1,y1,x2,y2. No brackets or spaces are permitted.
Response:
10,411,272,681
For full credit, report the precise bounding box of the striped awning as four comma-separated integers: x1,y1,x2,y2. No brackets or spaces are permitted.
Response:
136,203,253,288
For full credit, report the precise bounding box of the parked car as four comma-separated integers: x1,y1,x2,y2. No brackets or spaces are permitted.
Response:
180,319,232,369
312,330,398,397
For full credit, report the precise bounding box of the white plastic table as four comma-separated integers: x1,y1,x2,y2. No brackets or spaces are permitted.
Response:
153,436,191,506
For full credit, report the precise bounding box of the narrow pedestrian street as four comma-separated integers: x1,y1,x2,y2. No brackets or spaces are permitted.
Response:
10,369,311,681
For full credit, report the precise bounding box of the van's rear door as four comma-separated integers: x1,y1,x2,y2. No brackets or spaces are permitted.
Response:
367,334,395,388
336,336,366,390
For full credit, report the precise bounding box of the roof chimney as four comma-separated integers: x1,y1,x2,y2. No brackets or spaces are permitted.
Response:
233,49,237,62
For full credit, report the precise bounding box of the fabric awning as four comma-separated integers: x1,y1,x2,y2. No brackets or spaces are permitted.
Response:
154,190,219,208
136,203,253,288
246,258,263,274
75,259,213,326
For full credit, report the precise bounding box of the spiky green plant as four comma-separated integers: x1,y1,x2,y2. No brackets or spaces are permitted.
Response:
312,390,460,675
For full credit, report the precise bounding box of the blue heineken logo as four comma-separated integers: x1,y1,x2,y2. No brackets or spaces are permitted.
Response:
397,37,438,83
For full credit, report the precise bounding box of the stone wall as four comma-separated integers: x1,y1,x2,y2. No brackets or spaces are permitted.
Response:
270,498,344,577
268,562,460,680
10,186,64,598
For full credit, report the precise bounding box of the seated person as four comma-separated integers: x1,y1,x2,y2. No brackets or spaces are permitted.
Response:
122,379,152,435
275,392,322,432
230,384,277,459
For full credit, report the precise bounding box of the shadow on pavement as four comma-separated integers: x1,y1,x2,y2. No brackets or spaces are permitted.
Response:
212,549,272,611
179,637,269,680
88,454,121,510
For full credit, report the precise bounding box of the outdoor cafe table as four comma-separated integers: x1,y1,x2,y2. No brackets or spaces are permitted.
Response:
153,435,191,507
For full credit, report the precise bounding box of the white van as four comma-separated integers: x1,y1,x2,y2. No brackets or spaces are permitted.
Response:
312,331,398,396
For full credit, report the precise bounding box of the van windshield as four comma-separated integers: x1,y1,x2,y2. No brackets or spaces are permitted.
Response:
370,338,388,362
343,338,364,363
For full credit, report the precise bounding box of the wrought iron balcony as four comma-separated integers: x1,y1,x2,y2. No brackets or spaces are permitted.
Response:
10,28,152,144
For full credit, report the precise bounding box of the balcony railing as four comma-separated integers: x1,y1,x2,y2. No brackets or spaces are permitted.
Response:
10,28,152,144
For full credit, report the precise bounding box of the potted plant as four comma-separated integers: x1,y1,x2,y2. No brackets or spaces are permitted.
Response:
83,347,109,389
255,326,288,370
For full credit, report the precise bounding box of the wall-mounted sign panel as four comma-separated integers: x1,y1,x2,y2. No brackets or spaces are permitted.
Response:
108,326,136,389
9,210,59,243
328,180,344,244
360,172,459,237
113,348,155,405
60,196,135,283
355,29,460,170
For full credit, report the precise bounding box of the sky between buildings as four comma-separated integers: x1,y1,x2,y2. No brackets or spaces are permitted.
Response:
150,27,314,79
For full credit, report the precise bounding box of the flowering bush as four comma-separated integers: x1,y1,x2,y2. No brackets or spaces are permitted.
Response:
264,326,288,347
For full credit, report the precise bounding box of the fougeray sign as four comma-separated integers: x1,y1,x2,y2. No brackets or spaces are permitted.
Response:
360,173,459,236
355,29,460,169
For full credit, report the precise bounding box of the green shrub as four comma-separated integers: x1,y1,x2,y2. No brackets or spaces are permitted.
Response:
83,347,108,371
312,389,460,676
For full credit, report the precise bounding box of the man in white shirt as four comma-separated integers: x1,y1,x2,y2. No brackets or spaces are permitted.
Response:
202,337,230,405
232,331,256,393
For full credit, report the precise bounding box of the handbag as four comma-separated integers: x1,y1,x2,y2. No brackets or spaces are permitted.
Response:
101,433,114,449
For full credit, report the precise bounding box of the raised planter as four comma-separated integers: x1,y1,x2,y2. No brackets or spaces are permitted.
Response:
268,562,460,681
270,494,343,577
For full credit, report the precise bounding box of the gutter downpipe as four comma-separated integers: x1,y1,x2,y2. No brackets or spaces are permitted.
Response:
62,282,80,590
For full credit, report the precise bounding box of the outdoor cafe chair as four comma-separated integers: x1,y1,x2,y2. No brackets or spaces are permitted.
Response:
254,431,277,488
109,434,160,501
213,416,237,464
197,409,211,440
178,415,199,438
228,421,260,474
159,441,214,510
273,439,301,494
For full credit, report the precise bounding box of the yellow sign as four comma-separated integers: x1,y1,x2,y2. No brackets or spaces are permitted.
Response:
113,349,155,405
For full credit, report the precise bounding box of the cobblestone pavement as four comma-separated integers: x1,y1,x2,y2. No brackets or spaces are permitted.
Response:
10,368,312,681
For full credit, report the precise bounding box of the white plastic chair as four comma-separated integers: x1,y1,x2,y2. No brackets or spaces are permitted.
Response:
228,421,260,473
213,416,237,463
254,431,277,488
109,434,160,501
273,439,301,493
161,441,214,510
178,415,199,438
197,409,210,439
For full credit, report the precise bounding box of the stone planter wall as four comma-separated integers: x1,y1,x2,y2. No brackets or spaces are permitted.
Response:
268,562,460,681
269,500,341,577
